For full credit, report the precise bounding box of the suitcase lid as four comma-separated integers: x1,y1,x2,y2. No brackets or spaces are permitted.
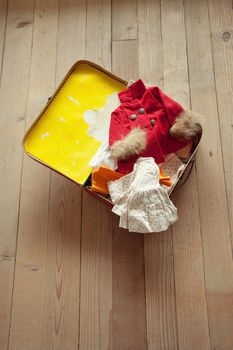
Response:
23,60,127,185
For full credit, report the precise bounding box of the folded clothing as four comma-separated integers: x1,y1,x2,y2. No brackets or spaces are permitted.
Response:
107,157,178,233
91,164,172,195
159,153,186,190
91,166,125,195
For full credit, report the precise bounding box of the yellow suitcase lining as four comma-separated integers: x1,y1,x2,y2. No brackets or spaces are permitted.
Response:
23,60,127,185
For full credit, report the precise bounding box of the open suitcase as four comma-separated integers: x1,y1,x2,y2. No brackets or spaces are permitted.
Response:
23,60,202,207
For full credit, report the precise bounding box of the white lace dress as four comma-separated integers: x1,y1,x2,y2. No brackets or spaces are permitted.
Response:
108,157,178,233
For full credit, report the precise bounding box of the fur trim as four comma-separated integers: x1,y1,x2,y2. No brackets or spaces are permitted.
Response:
169,110,203,139
110,127,147,160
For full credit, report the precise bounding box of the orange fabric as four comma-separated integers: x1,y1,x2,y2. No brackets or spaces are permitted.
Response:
159,167,172,187
92,166,125,195
92,165,172,195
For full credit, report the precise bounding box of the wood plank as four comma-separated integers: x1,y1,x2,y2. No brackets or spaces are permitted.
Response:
85,0,111,69
0,0,34,349
0,0,7,79
161,0,211,349
79,1,113,348
138,0,163,86
185,0,233,349
8,0,58,349
79,192,113,350
0,2,34,249
56,0,86,73
111,38,147,350
138,1,179,349
144,231,178,350
208,0,233,237
171,181,211,350
42,176,82,350
111,216,147,350
112,40,139,81
112,0,137,41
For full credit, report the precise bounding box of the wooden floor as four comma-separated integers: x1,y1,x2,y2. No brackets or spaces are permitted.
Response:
0,0,233,349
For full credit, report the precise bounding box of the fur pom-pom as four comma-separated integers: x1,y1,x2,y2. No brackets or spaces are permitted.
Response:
110,127,147,160
169,110,203,139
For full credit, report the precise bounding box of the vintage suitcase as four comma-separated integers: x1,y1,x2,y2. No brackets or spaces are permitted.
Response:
23,60,202,206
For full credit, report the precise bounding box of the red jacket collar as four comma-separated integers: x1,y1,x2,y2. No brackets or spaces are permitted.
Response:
119,79,146,102
119,79,167,113
118,79,184,124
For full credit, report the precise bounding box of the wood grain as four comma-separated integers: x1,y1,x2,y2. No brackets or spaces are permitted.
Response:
144,231,178,350
185,0,233,349
161,1,211,349
0,0,34,349
112,0,137,41
112,40,139,81
0,0,7,80
0,1,34,250
172,183,211,350
85,0,111,69
43,176,82,350
8,1,58,349
79,192,113,350
111,216,147,350
208,0,233,238
137,0,163,86
56,0,86,73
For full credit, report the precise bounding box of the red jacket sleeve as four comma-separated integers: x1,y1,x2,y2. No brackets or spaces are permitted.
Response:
152,87,184,125
109,108,130,146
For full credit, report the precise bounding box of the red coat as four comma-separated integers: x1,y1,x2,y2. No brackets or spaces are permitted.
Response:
109,79,190,173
